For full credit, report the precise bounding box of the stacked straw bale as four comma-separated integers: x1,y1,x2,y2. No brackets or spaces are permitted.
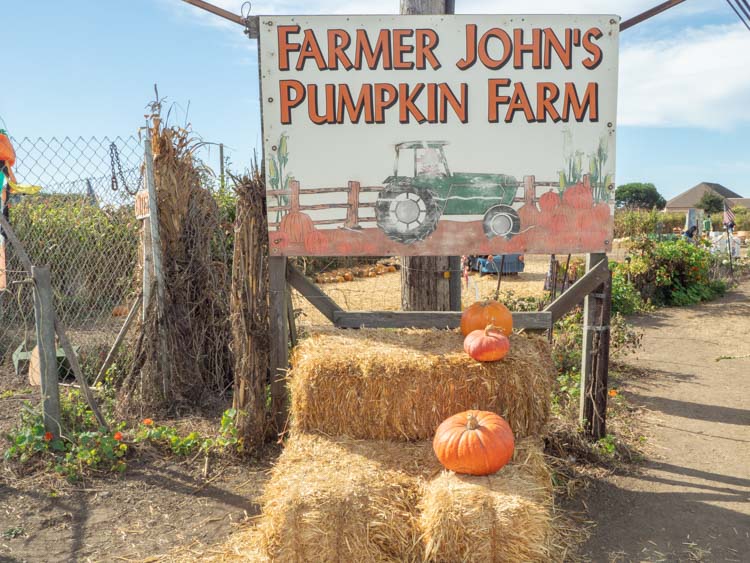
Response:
214,434,552,562
208,328,559,562
289,329,555,440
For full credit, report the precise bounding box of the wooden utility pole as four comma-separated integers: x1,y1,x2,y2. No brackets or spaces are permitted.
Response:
400,0,460,313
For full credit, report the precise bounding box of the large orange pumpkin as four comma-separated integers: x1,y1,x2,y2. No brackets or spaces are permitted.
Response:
460,300,513,337
464,325,510,362
433,410,515,475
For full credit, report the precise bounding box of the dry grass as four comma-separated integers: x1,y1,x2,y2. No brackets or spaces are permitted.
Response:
184,434,552,562
292,255,550,326
289,329,555,441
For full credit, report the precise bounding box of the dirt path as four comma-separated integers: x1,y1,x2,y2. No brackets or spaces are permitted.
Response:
582,281,750,562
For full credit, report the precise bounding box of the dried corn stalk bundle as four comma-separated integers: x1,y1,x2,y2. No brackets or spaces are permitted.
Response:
120,122,231,415
230,165,270,448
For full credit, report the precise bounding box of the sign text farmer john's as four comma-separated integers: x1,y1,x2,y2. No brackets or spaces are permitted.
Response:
260,16,619,257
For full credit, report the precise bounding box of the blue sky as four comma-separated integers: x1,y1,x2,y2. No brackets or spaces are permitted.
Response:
2,0,749,199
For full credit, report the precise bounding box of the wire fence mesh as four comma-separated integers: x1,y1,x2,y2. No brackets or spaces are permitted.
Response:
1,135,143,372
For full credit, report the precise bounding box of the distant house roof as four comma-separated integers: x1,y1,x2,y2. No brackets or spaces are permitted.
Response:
727,197,750,209
665,182,743,210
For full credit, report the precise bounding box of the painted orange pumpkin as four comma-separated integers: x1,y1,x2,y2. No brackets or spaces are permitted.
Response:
464,325,510,362
433,410,515,475
460,300,513,337
280,211,314,243
303,229,328,254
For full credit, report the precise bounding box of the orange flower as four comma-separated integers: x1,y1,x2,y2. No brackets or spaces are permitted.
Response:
113,432,123,441
44,432,53,442
608,389,618,397
142,418,154,426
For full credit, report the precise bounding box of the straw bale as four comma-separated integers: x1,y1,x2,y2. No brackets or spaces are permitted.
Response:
215,435,552,562
253,433,436,562
420,439,554,563
289,329,554,441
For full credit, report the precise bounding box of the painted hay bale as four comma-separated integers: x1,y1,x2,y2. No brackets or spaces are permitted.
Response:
289,329,554,441
253,433,433,562
420,441,554,562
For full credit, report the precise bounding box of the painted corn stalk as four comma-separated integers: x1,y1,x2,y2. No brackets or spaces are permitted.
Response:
268,134,293,223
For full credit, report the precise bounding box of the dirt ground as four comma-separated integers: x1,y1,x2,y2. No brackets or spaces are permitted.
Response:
579,280,750,562
2,259,747,562
0,372,273,563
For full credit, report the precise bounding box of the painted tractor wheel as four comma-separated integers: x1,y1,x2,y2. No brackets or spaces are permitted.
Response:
483,205,521,239
375,184,440,244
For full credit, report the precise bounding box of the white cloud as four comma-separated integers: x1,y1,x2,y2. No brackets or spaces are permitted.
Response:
166,0,749,129
618,23,750,128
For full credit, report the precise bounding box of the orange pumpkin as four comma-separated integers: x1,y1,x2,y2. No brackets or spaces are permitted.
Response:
460,300,513,337
433,410,515,475
464,325,510,362
343,272,354,282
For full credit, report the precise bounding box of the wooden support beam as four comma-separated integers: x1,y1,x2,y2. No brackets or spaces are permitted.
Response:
31,266,62,436
286,263,343,323
180,0,259,36
54,317,108,430
544,257,609,323
333,310,552,331
579,252,609,438
143,138,170,401
269,256,289,433
620,0,687,31
587,269,613,439
93,294,142,387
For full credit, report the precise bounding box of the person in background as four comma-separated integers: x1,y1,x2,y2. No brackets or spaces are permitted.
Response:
683,224,698,242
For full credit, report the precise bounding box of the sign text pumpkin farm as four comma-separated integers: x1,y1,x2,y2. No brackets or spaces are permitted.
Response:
260,15,619,256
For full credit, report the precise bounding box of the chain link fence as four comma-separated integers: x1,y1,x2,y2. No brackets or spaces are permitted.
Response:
1,135,143,373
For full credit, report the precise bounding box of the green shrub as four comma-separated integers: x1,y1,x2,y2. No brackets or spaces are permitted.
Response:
614,209,685,239
626,238,724,306
8,196,139,322
609,267,647,315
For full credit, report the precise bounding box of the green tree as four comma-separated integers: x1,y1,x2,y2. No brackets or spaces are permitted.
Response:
615,183,666,210
696,191,724,215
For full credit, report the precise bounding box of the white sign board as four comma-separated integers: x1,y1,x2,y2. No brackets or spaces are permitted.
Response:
259,15,619,256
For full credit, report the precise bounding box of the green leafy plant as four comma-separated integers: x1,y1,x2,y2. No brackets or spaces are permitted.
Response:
134,408,240,457
4,391,128,481
595,434,618,456
623,237,729,307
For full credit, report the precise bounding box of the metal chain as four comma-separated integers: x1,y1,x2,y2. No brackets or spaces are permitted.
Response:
110,142,142,195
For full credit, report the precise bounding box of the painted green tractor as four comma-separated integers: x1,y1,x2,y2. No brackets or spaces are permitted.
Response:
375,141,520,244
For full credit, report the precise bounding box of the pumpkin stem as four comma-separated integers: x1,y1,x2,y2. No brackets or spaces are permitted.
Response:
484,324,498,336
466,414,480,430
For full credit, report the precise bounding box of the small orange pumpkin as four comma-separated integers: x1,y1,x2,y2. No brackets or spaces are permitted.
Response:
433,410,515,475
464,325,510,362
460,300,513,337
